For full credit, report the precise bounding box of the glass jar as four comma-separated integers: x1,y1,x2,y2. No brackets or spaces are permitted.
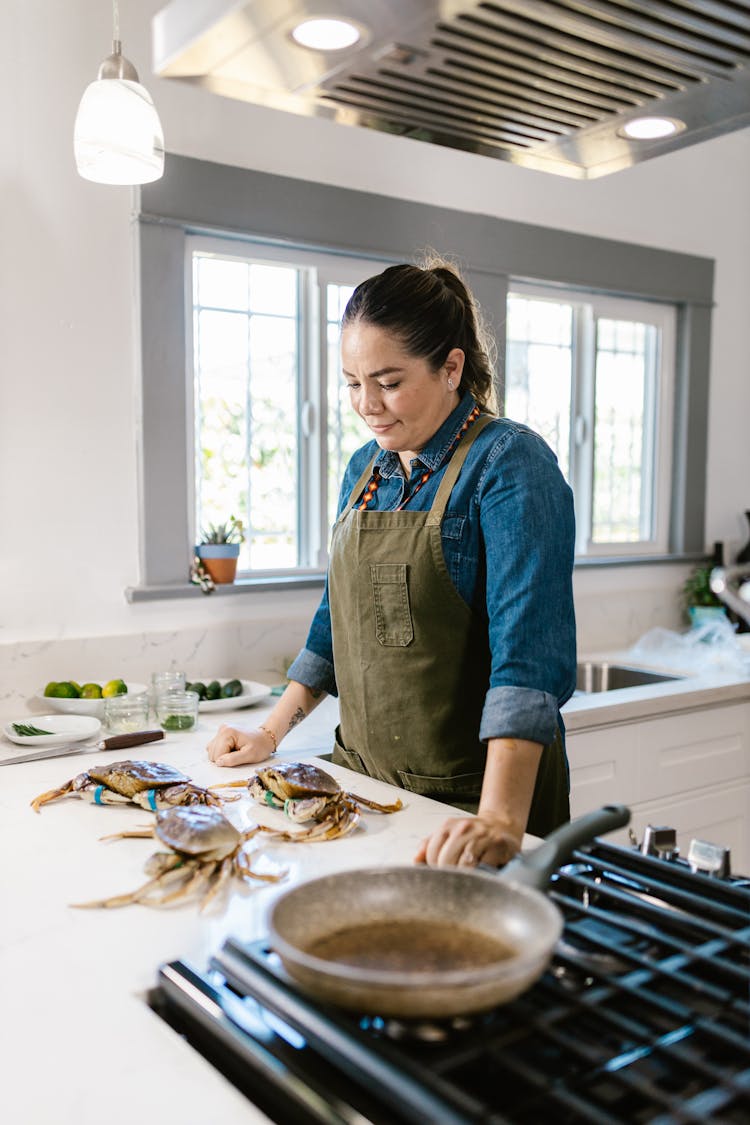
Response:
151,670,186,697
104,693,151,734
155,690,200,732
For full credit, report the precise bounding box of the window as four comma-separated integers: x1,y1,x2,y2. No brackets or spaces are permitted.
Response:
189,238,373,576
506,285,675,557
133,157,712,600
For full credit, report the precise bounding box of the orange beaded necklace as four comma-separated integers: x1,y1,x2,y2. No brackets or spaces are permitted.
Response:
357,405,481,511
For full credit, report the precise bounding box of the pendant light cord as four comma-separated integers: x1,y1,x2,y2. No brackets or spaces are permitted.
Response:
112,0,120,42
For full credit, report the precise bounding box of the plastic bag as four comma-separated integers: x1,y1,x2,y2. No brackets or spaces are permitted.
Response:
627,617,750,675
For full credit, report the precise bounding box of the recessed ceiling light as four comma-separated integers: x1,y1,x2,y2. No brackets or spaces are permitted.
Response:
291,18,361,51
618,117,686,141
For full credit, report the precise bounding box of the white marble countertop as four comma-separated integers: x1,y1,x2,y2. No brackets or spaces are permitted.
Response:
0,696,524,1125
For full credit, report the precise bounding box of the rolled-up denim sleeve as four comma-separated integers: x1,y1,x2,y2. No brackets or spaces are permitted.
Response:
477,428,577,744
287,575,338,697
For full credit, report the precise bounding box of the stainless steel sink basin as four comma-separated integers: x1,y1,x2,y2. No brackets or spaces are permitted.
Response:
576,661,682,693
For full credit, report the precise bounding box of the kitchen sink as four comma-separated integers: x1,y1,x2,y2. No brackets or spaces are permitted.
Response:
576,661,682,693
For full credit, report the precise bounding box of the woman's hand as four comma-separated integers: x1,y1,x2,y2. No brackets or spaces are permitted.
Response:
414,813,523,868
206,724,276,768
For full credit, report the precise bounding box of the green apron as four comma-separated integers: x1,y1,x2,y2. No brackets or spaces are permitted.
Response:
329,414,569,837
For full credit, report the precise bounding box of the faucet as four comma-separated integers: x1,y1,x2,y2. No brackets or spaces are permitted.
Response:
710,565,750,625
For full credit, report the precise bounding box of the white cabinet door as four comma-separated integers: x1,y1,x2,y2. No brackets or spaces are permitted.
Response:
567,702,750,873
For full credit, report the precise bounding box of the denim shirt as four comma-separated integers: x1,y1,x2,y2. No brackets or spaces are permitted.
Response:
287,393,577,746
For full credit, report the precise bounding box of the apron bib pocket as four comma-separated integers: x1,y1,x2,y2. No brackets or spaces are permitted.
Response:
370,563,414,647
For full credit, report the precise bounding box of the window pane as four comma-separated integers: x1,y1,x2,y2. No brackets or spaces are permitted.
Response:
505,296,572,477
592,318,655,543
248,315,298,568
249,263,297,316
193,255,300,570
326,284,370,530
195,255,249,311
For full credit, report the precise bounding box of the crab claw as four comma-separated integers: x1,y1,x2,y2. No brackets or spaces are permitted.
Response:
30,779,75,813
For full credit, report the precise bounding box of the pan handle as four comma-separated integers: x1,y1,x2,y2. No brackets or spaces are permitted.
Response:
496,804,631,890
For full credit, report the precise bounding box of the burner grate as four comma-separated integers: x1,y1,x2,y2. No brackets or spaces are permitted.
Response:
153,839,750,1125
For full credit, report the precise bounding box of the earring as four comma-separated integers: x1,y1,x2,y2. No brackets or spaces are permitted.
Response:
447,379,454,390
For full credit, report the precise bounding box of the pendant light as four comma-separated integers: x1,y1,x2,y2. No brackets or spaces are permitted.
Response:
74,1,164,185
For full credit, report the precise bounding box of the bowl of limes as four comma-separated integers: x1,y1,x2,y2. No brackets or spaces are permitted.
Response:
37,679,148,718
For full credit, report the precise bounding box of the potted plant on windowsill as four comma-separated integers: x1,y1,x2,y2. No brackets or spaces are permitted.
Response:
681,563,727,627
196,517,245,585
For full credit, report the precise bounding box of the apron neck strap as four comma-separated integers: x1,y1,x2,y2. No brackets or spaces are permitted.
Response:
340,457,378,521
426,413,493,526
340,411,493,523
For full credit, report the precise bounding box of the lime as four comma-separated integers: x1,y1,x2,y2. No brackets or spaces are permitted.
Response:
205,680,221,701
43,682,58,697
80,682,103,699
102,678,127,698
50,682,81,699
69,681,83,694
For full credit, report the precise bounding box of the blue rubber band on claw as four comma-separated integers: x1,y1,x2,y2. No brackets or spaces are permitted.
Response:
147,789,158,811
94,785,105,805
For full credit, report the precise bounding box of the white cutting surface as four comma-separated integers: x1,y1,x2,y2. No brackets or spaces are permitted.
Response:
1,696,541,1125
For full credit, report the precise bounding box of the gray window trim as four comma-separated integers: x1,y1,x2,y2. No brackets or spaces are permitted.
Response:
128,155,713,602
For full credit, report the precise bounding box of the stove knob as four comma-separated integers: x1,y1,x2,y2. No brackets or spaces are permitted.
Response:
640,824,679,861
687,838,731,878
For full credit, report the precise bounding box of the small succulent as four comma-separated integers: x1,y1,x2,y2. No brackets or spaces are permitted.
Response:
199,516,245,545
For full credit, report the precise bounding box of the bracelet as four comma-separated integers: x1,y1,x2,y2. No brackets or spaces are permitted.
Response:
258,724,278,754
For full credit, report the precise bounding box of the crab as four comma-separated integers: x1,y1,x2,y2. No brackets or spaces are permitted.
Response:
217,761,403,842
72,804,285,911
30,760,238,814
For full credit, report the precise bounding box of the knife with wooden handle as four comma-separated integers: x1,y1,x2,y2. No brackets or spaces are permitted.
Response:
0,729,165,767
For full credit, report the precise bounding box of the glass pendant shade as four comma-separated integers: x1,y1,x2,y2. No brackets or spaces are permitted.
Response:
74,76,164,185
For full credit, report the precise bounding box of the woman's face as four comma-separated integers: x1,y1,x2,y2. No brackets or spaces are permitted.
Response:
341,322,464,465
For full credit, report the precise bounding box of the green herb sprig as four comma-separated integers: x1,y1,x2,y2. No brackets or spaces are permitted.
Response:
12,723,54,737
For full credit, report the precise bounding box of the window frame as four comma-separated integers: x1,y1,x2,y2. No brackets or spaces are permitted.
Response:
507,281,677,559
186,235,383,578
128,156,714,601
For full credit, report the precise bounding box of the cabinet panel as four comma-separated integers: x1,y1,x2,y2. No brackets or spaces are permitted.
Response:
568,725,639,818
635,703,750,802
603,783,750,877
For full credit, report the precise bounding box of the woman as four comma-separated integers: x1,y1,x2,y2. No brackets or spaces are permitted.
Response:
207,259,577,867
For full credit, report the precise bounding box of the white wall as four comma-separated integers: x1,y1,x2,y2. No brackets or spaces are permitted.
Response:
2,1,749,690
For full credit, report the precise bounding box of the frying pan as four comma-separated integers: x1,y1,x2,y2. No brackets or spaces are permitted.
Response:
268,804,630,1019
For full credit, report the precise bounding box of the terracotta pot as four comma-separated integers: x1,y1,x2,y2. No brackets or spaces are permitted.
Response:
196,543,240,585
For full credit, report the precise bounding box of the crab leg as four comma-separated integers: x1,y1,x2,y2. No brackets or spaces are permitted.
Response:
199,857,234,912
30,780,76,813
99,826,155,842
234,848,287,883
347,792,404,813
153,860,216,906
70,856,186,909
256,806,361,842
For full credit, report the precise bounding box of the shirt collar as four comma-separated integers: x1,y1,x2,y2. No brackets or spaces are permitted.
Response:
374,393,479,478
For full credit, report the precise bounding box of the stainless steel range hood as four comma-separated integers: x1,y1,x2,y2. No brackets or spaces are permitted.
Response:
153,0,750,178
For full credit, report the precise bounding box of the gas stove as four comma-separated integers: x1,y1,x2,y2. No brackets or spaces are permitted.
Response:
151,833,750,1124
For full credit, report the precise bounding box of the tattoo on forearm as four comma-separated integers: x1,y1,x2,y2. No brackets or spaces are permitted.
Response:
287,707,306,732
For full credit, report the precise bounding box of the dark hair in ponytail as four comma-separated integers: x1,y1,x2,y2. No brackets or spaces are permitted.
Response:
342,256,498,413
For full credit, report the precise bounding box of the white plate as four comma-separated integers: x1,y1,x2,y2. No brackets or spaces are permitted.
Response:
35,683,148,718
3,714,102,747
191,679,272,713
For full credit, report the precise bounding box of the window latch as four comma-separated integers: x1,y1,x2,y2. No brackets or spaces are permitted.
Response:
301,400,315,437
